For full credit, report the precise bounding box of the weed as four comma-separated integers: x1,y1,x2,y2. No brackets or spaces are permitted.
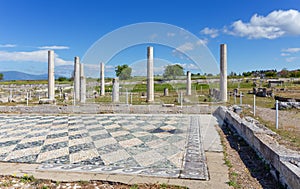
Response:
160,183,168,189
227,180,239,188
224,159,232,168
79,180,89,185
1,181,12,187
20,174,35,183
130,184,139,189
227,172,240,188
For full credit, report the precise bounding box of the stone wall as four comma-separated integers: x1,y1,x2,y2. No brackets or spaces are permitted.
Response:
214,106,300,189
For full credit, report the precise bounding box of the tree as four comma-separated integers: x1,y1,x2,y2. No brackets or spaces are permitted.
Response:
0,73,3,81
279,68,290,78
163,64,184,79
265,71,277,78
57,77,68,82
115,64,132,80
290,70,300,78
242,71,252,77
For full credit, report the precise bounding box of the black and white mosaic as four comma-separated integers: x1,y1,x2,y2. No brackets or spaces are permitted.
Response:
0,114,209,180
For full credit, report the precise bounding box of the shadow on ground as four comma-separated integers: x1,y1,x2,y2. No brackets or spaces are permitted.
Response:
219,123,284,189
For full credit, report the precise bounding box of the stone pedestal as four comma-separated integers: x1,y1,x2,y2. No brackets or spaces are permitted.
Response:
186,71,191,96
220,44,227,102
147,46,154,102
48,50,55,100
100,62,105,96
112,77,119,103
164,88,169,96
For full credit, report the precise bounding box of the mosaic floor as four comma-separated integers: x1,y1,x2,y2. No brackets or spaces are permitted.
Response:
0,114,208,180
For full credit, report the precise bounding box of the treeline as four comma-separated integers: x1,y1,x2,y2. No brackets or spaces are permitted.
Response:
231,68,300,78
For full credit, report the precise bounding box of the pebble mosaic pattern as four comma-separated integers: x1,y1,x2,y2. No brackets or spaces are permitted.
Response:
0,114,208,180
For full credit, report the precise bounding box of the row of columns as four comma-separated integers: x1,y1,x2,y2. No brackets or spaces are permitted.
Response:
47,50,86,103
49,44,227,104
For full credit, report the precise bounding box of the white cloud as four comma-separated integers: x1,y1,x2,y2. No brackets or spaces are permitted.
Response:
200,27,219,38
167,32,175,37
226,9,300,39
0,50,72,66
282,48,300,53
196,39,208,46
149,33,158,40
0,44,16,48
175,42,194,52
38,45,69,50
179,63,199,70
280,53,290,57
172,42,194,60
286,57,297,62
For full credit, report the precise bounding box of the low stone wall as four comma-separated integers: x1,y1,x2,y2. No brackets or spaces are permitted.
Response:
278,102,300,110
0,104,217,114
214,106,300,189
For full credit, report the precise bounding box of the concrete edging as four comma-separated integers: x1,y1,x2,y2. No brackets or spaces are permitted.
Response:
213,106,300,189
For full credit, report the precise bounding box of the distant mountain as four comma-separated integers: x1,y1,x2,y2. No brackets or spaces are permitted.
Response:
1,71,62,81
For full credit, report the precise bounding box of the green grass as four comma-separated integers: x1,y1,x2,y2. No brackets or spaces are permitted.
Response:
227,81,254,89
227,92,275,108
0,79,73,85
0,80,48,85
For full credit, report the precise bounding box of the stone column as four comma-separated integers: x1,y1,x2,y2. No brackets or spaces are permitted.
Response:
112,77,119,103
147,46,154,102
80,63,84,77
80,63,86,103
48,50,55,100
100,62,105,96
80,76,86,103
74,56,80,101
186,71,191,95
220,44,227,102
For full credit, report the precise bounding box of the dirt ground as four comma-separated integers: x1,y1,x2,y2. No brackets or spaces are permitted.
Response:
256,107,300,151
256,107,300,129
0,176,186,189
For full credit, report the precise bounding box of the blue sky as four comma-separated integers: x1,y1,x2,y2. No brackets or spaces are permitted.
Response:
0,0,300,77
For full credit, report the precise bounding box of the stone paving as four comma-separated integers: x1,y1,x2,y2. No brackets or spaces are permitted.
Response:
0,114,215,180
